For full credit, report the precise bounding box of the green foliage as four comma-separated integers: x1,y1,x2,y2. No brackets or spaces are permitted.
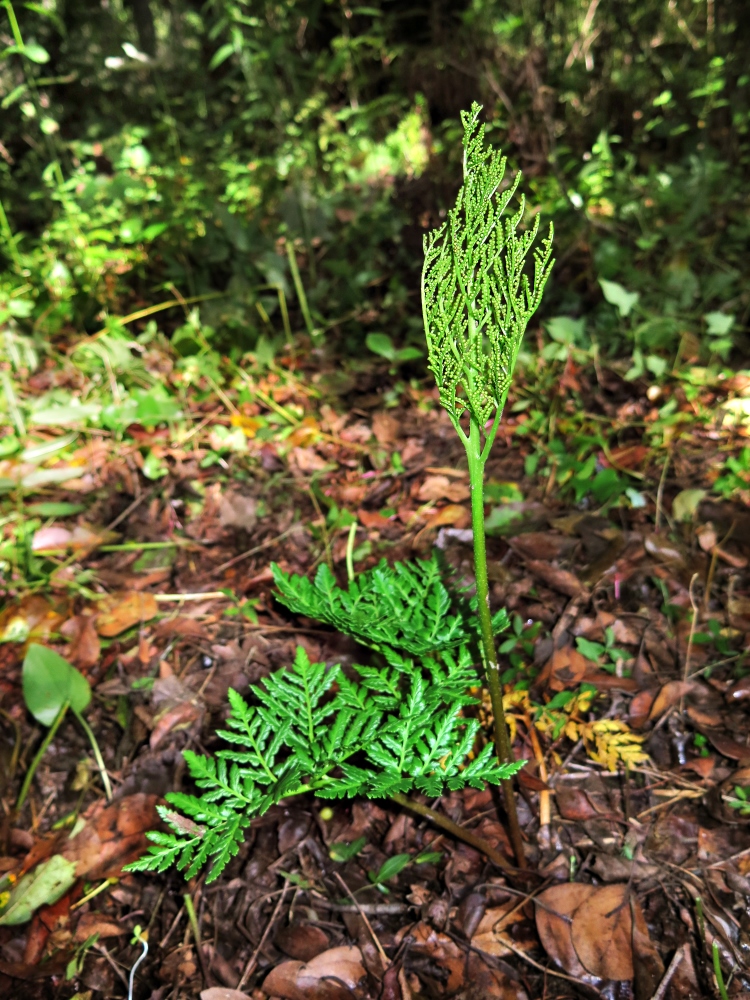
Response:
725,785,750,817
271,554,509,656
714,448,750,498
422,103,554,438
125,645,521,883
23,642,91,725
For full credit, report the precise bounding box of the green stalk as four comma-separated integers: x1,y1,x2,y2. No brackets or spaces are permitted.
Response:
466,417,526,868
712,942,730,1000
0,197,23,273
16,701,69,811
285,239,319,343
73,709,113,801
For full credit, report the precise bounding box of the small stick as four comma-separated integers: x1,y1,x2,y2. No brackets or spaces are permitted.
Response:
106,484,160,532
153,591,230,602
333,872,388,965
651,944,687,1000
237,878,290,989
390,792,529,878
654,450,670,533
681,573,699,714
213,525,301,575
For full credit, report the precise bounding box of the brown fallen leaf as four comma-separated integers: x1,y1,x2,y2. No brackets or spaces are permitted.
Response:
95,591,158,637
75,911,126,941
536,883,659,984
699,729,750,765
508,532,575,561
537,647,589,692
649,681,695,720
404,922,464,992
629,688,656,728
357,508,392,529
570,884,634,980
555,788,600,821
275,923,330,962
418,474,470,503
471,900,535,959
150,700,202,750
62,793,159,880
371,411,400,446
59,614,100,670
534,883,592,979
261,945,366,1000
524,559,585,597
201,990,250,1000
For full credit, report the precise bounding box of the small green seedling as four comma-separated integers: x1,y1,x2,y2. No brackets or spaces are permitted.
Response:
576,627,631,675
367,850,442,894
724,785,750,817
19,644,112,809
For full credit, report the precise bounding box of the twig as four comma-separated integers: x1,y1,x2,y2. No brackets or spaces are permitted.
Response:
212,525,301,575
651,944,687,1000
314,899,408,915
681,573,700,714
333,871,388,965
703,520,736,614
237,878,290,989
390,792,531,878
159,904,185,949
478,931,604,995
106,484,160,532
654,450,670,533
153,591,230,602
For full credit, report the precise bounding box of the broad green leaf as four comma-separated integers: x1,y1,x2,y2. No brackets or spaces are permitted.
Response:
26,502,86,517
366,332,396,361
21,433,77,464
672,489,706,523
29,404,101,426
704,311,734,336
21,43,50,64
329,837,366,862
546,316,586,345
0,855,76,925
22,644,91,726
370,853,411,884
209,42,235,70
599,279,639,318
575,637,606,661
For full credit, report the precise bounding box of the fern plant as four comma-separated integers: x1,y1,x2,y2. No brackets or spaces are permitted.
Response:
126,645,522,883
127,104,550,883
421,102,554,866
272,553,509,656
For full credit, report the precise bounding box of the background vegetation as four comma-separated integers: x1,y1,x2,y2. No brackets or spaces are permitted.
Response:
1,0,748,374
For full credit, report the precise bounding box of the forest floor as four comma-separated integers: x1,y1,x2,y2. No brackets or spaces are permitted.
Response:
1,329,750,1000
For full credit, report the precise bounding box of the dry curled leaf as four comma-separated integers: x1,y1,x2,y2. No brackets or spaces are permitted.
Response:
418,474,470,503
536,883,659,984
261,945,366,1000
95,591,158,637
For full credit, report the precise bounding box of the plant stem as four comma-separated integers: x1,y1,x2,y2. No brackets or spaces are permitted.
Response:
73,709,113,801
391,793,528,876
16,701,69,811
465,417,526,869
713,942,730,1000
285,239,318,343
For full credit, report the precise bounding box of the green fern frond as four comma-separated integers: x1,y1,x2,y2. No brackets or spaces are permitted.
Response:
125,645,521,883
422,101,554,441
271,553,508,655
